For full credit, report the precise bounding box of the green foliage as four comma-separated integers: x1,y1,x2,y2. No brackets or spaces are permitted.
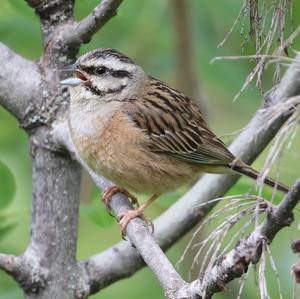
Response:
0,161,17,241
0,161,15,209
80,187,115,228
0,1,41,59
155,190,185,209
0,219,17,241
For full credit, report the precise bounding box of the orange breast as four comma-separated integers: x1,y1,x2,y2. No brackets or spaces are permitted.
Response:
74,110,200,194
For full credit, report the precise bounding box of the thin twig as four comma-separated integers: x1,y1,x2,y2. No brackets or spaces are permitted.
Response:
213,23,300,101
62,0,123,46
177,195,257,268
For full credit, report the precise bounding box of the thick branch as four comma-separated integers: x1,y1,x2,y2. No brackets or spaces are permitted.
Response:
0,43,41,122
23,132,89,298
62,0,123,46
91,178,186,297
25,0,74,41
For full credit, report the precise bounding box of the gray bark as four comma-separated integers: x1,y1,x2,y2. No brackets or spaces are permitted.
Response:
61,0,124,46
0,44,41,124
23,143,88,298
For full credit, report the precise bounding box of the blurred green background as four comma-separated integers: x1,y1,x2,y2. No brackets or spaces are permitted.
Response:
0,0,300,298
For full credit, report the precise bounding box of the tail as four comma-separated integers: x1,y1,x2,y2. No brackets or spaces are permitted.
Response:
230,161,289,193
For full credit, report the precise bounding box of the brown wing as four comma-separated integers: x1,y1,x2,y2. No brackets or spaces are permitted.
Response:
122,77,235,165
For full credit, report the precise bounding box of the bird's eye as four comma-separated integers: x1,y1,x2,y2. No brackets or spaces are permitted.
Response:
95,66,108,75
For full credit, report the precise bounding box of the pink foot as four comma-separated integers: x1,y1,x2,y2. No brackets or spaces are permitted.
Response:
102,186,139,211
118,208,153,237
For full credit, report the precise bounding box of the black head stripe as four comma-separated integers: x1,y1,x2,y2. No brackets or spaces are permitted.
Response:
81,48,135,65
111,70,132,78
79,65,132,78
80,65,96,74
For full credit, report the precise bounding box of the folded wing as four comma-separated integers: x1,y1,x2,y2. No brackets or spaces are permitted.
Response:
122,77,235,166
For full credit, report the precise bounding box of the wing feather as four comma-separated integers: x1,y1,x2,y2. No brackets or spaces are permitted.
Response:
122,77,235,166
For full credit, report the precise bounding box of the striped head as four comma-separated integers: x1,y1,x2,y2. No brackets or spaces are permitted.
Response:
61,48,146,103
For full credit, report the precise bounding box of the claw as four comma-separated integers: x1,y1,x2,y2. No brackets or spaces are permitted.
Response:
117,208,145,237
117,208,155,237
102,191,159,238
102,187,116,210
117,194,159,237
101,186,139,213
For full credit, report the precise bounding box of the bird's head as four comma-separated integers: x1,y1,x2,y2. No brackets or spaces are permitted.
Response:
61,48,145,103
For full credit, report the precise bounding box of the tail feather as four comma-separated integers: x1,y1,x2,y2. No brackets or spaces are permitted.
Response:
230,162,289,194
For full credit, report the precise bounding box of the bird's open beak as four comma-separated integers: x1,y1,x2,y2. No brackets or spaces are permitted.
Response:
60,77,83,86
60,64,88,87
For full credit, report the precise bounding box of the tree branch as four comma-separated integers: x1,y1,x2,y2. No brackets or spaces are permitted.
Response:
52,52,300,296
178,177,300,299
0,253,19,276
62,0,123,46
25,0,74,41
0,43,41,122
92,180,187,297
22,134,89,298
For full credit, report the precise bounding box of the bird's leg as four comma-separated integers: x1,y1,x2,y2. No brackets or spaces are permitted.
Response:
118,194,160,236
102,186,139,213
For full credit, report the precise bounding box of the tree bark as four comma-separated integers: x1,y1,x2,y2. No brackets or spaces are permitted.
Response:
24,141,88,298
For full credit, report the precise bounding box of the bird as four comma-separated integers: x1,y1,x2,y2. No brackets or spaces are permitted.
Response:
61,48,289,235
